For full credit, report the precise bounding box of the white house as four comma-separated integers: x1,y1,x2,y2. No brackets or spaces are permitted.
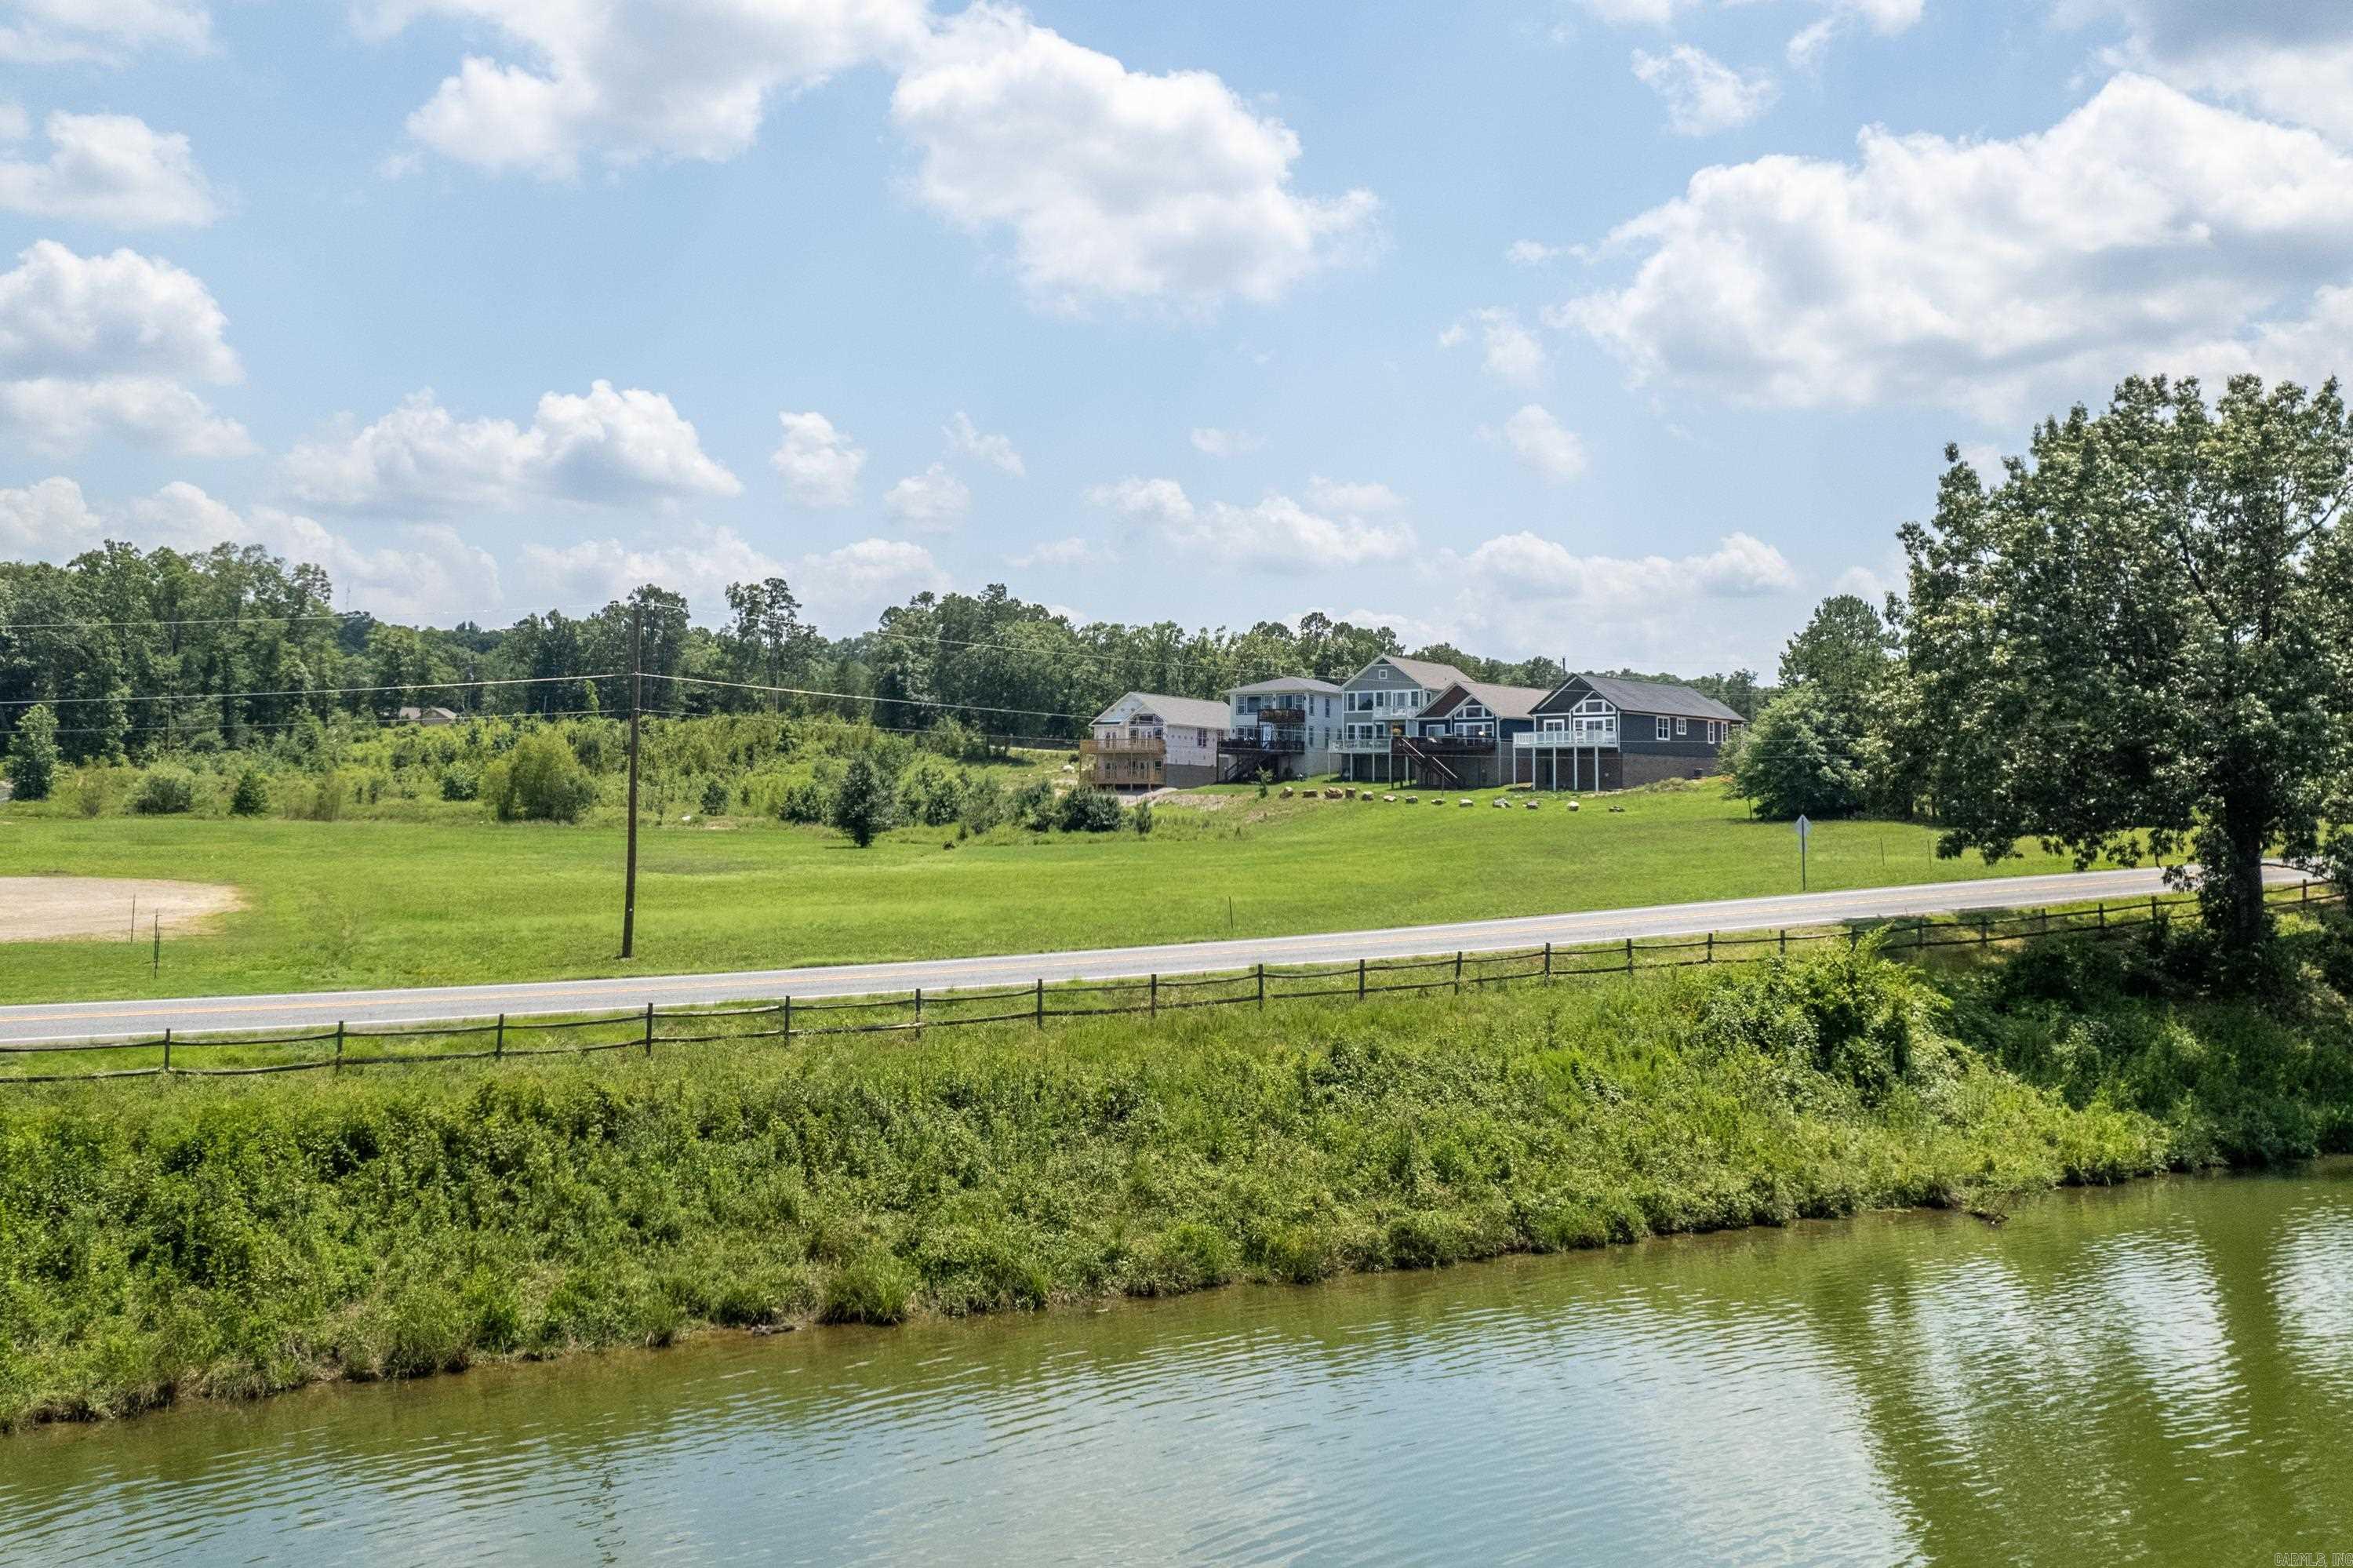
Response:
1082,692,1231,791
1220,675,1343,780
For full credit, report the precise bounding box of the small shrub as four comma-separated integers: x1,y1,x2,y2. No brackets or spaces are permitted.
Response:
72,768,122,817
958,774,1006,835
779,777,830,824
821,1251,918,1325
1056,786,1123,833
438,766,479,802
698,777,730,817
1132,799,1155,836
304,772,347,823
131,768,197,816
483,732,597,823
1012,777,1056,832
228,768,270,817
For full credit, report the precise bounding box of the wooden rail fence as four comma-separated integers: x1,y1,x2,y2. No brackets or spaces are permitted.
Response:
3,880,2339,1087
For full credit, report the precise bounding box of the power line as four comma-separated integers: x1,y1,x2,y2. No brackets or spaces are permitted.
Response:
0,672,621,711
649,672,1088,723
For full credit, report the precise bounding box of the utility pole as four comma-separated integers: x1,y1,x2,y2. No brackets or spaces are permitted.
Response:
621,600,642,959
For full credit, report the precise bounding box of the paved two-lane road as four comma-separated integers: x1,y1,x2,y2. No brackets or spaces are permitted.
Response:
0,866,2273,1045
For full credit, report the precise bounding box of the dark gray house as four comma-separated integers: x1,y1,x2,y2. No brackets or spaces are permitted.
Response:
1514,675,1745,791
1397,680,1553,789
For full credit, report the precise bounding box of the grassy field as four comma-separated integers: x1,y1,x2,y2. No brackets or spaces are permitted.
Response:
0,781,2111,1003
5,934,2347,1430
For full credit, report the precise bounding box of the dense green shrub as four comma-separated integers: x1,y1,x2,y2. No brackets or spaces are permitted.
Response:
958,773,1006,834
698,778,729,817
229,768,270,817
779,777,830,824
1731,686,1875,820
1057,787,1124,833
1133,800,1155,836
2,703,58,802
438,766,479,802
896,758,962,828
482,732,598,824
829,756,894,848
1012,777,1056,832
130,768,197,816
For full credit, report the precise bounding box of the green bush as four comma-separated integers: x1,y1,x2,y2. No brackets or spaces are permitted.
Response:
1731,686,1875,820
438,766,479,802
302,772,347,822
2,704,58,802
821,1252,918,1325
958,774,1006,835
229,769,270,817
828,756,894,848
1057,787,1123,833
779,778,830,824
698,778,730,817
130,768,197,816
896,758,962,828
1132,800,1155,836
483,732,598,823
1011,777,1056,832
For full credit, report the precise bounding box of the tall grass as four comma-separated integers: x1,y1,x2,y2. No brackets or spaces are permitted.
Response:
2,940,2346,1432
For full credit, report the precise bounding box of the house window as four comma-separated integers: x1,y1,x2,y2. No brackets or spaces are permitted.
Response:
1656,717,1671,741
1542,718,1565,732
1675,717,1688,737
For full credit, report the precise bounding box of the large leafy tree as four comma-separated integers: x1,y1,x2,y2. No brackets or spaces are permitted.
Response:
1899,374,2353,953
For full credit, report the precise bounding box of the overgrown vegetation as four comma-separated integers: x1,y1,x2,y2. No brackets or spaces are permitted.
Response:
3,935,2344,1431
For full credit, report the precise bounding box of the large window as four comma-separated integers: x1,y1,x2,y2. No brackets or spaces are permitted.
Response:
1675,717,1688,737
1656,717,1671,740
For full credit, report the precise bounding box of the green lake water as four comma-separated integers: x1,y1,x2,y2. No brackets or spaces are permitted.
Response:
6,1165,2350,1565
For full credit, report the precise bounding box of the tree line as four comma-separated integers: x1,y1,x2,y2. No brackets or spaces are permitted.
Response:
0,554,1765,764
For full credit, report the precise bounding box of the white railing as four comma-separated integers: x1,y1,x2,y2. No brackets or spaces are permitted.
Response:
1515,726,1618,748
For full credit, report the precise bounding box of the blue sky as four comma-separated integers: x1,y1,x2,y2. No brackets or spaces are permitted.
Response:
3,0,2350,674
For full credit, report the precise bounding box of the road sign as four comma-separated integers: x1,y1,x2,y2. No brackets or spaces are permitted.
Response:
1795,814,1812,841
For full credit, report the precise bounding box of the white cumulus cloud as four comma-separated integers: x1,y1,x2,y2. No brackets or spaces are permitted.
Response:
771,409,866,508
1631,45,1779,136
0,473,104,554
0,111,219,227
1086,475,1416,568
0,240,245,457
1497,404,1589,484
944,409,1023,475
361,0,929,178
2060,0,2353,143
1190,426,1265,457
891,4,1379,310
1554,74,2353,418
882,461,971,531
282,382,740,513
1442,306,1548,388
0,0,211,64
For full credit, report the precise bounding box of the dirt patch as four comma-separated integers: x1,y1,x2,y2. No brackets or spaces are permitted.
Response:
0,878,244,943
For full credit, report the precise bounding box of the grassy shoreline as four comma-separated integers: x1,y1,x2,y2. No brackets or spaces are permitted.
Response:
5,932,2348,1433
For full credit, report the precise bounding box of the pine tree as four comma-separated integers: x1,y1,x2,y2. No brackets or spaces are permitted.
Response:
3,704,59,802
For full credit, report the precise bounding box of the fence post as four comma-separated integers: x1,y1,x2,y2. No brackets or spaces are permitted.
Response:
1980,915,1991,950
1257,962,1267,1008
1035,977,1045,1028
1150,973,1158,1020
643,1002,654,1059
914,987,923,1040
1624,937,1635,973
495,1012,505,1060
1358,958,1367,1001
162,1027,172,1075
1705,931,1713,965
2097,901,2105,933
2151,895,2161,926
1849,928,1860,954
1779,929,1787,958
2304,880,2312,906
783,995,793,1045
1543,941,1554,983
333,1020,343,1072
1453,952,1464,994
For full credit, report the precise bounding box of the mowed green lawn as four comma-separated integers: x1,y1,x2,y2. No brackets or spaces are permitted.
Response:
0,783,2102,1002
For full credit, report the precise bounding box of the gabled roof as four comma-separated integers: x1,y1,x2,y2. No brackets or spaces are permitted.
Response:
1091,691,1231,729
1347,653,1472,691
1560,675,1744,723
1424,680,1553,722
1228,675,1343,696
